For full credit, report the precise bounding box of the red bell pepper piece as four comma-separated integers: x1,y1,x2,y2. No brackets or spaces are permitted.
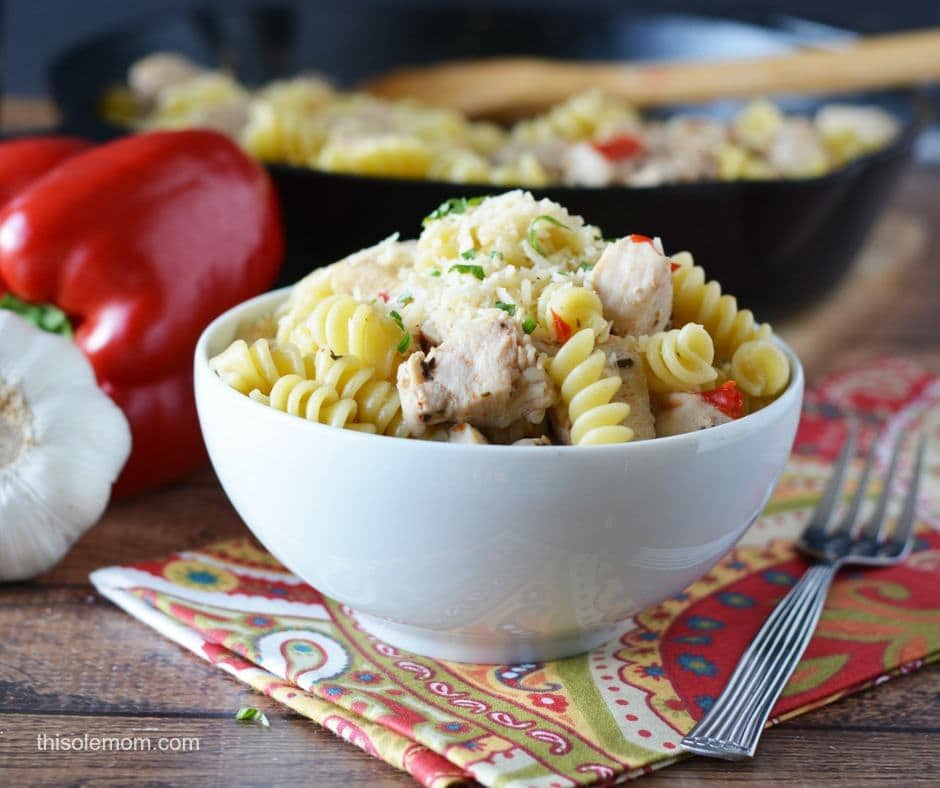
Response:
0,136,90,209
550,309,573,343
0,131,283,496
700,381,745,420
591,134,644,161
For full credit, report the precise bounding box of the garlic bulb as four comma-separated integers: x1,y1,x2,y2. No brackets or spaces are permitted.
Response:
0,312,131,581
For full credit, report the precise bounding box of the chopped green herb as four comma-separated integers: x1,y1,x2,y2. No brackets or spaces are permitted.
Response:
489,250,504,260
604,236,618,243
593,232,603,241
494,301,517,316
578,261,594,272
429,269,442,277
0,294,73,338
448,264,485,281
522,316,537,335
422,195,489,227
389,310,404,330
397,332,411,354
235,707,270,728
528,215,570,257
398,293,414,306
460,248,477,260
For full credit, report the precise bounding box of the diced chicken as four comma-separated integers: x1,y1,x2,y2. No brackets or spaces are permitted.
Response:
769,119,829,177
548,335,655,444
562,143,615,187
397,314,554,432
448,423,489,444
590,235,673,337
129,53,205,105
513,436,553,446
654,392,731,437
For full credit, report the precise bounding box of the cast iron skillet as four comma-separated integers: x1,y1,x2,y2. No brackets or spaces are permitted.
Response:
49,4,923,317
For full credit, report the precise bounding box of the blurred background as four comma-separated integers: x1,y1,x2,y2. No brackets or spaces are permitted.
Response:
4,0,940,95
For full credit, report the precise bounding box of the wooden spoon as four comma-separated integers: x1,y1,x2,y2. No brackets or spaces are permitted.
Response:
364,28,940,119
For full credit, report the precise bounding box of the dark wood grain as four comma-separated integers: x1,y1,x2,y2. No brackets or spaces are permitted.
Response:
1,99,938,785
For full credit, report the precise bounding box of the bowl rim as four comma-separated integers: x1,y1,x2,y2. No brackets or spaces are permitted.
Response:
196,287,805,454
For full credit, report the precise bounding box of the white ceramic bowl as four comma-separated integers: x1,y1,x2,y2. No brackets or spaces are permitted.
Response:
195,288,804,663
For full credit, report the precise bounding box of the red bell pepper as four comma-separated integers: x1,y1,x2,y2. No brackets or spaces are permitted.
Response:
0,131,283,496
0,136,90,205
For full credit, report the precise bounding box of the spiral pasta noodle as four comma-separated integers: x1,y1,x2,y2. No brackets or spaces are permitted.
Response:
640,324,718,393
671,251,772,360
209,338,305,395
249,374,359,428
282,294,402,379
547,328,634,445
730,339,790,398
311,348,409,437
537,282,608,341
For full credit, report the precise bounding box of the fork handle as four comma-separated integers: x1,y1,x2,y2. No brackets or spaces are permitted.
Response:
681,564,837,760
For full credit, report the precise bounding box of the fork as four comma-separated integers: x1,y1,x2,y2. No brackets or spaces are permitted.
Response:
681,422,927,760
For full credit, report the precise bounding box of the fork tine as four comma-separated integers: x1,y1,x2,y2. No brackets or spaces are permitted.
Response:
858,425,908,542
829,425,878,537
804,421,858,533
886,433,927,551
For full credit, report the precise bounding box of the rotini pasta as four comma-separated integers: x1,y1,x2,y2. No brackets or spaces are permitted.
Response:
639,324,717,393
283,294,402,379
312,348,408,437
209,338,305,395
730,339,790,398
547,328,634,445
249,374,359,428
537,282,608,341
671,251,772,360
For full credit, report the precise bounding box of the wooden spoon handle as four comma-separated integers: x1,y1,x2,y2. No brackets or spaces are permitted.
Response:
365,28,940,117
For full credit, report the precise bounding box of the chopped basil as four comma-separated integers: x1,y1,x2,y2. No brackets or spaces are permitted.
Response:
397,332,411,354
389,310,404,330
495,301,517,316
235,707,270,728
522,316,537,335
528,215,570,257
460,248,477,260
398,293,414,306
448,264,485,281
422,195,489,227
0,294,73,338
578,261,594,272
429,269,442,277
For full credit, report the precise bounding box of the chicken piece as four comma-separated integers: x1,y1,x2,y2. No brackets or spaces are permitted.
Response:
769,119,829,178
654,392,731,437
448,423,489,445
590,235,672,337
397,314,554,432
549,335,655,444
562,142,615,187
129,53,205,106
513,436,552,446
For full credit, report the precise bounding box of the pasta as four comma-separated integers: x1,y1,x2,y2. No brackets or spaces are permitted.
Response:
210,190,791,444
537,282,608,342
281,293,403,379
671,251,772,360
730,339,790,398
640,324,718,393
209,338,305,395
250,374,360,428
109,53,899,188
547,328,634,445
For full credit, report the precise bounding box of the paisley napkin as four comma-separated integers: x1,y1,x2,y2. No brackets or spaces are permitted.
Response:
92,358,940,787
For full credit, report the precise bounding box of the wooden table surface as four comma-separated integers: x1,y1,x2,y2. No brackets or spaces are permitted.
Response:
1,101,939,786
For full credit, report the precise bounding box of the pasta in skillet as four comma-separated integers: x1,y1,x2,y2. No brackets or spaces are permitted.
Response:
211,190,791,445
